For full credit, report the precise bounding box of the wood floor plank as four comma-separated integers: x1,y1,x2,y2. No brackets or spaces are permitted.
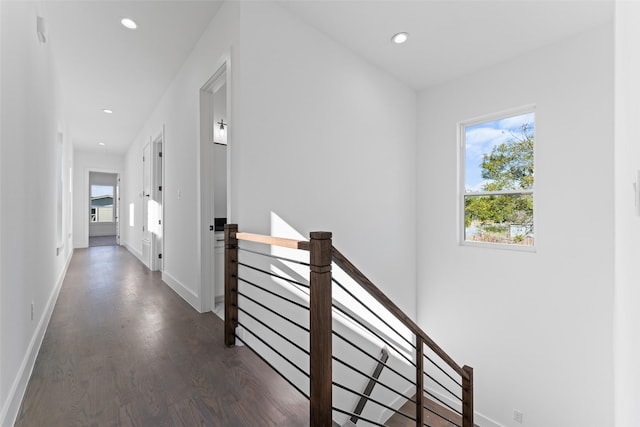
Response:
15,246,309,427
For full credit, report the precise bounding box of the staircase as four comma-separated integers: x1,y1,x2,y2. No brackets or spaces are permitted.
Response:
223,224,473,427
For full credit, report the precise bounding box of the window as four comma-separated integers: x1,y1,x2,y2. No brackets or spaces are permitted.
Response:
90,185,114,223
461,109,535,248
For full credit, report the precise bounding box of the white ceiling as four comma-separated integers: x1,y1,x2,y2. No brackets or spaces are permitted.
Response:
43,0,613,155
280,0,614,90
44,1,223,154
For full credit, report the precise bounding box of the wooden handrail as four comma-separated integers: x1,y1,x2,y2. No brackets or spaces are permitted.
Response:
331,246,469,381
225,226,473,427
228,228,468,380
235,231,310,251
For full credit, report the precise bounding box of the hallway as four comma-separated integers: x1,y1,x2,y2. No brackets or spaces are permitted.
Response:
15,246,309,426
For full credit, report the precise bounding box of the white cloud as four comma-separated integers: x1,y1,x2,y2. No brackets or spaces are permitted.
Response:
465,127,511,159
467,180,488,192
497,112,534,132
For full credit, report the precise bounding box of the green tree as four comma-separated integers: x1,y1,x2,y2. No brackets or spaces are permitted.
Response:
465,123,534,242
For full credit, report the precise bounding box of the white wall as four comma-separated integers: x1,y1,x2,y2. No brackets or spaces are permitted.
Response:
121,1,240,309
234,1,417,316
417,25,614,427
614,3,640,426
72,149,123,248
0,2,74,425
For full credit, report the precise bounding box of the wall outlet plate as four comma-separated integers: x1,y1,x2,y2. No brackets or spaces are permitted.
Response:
514,409,523,423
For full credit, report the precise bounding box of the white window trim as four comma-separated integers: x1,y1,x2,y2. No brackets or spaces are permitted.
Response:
458,105,537,252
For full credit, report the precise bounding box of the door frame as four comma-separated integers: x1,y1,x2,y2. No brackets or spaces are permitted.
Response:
199,59,231,313
142,142,152,268
84,168,121,248
151,127,165,271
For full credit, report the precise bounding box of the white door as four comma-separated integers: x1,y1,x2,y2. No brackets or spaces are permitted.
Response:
115,174,120,245
142,143,152,267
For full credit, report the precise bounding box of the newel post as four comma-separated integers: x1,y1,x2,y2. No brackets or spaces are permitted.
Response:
462,365,474,427
309,231,333,427
224,224,239,347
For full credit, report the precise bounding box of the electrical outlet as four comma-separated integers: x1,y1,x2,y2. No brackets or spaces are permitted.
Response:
514,410,523,424
30,302,34,321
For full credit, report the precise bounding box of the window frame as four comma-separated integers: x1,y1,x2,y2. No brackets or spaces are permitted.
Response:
89,185,116,224
458,105,537,252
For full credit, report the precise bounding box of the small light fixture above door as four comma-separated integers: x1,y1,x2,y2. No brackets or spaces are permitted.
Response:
214,119,227,145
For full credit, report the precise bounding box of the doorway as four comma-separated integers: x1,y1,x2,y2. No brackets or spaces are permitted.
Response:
200,61,230,315
88,172,119,247
141,129,165,271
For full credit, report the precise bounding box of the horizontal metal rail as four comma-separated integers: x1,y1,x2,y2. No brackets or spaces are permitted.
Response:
332,246,469,381
225,226,474,427
231,229,471,381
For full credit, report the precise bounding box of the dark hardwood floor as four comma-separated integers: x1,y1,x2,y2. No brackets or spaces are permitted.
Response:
384,398,462,427
15,246,309,427
89,235,118,247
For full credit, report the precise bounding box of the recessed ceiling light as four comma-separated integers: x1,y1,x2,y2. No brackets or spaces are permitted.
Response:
121,18,137,30
102,109,113,114
391,32,409,44
99,142,105,146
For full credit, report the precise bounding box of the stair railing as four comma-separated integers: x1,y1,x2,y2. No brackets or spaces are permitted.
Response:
224,224,473,427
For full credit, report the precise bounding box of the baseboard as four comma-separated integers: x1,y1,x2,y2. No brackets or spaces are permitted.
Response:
475,412,505,427
0,249,73,427
124,244,201,313
73,241,88,249
377,381,503,427
424,385,504,427
123,242,144,265
162,271,200,312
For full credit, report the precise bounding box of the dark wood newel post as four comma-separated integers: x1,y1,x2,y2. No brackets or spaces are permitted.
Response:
462,365,474,427
224,224,238,347
309,231,332,427
416,336,424,426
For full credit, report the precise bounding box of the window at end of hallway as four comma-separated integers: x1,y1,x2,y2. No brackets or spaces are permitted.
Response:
460,108,535,249
90,185,114,223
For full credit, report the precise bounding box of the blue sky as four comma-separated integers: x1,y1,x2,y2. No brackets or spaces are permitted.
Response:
465,112,534,191
91,185,113,198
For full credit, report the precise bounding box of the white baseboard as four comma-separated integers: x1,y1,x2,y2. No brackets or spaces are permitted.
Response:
475,412,505,427
424,385,504,427
377,381,503,427
123,242,144,265
124,244,201,314
162,271,200,312
0,249,73,427
73,241,88,249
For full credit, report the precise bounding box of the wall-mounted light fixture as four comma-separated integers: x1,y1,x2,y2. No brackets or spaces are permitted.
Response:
214,119,227,145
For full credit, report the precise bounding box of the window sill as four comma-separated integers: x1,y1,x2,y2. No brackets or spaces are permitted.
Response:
460,240,536,253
